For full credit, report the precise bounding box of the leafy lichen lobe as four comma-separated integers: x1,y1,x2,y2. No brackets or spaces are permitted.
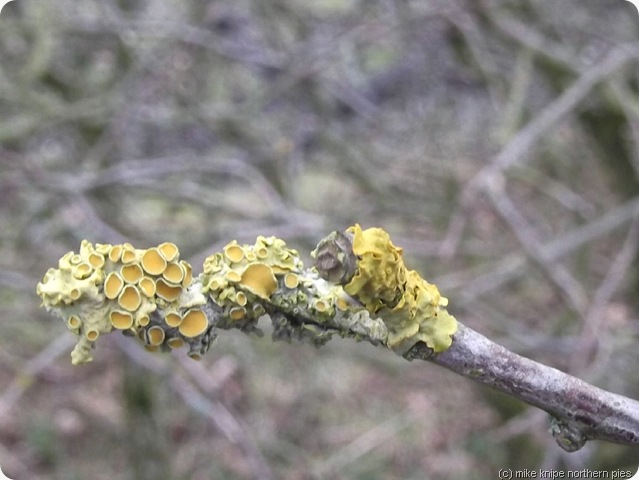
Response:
341,224,457,354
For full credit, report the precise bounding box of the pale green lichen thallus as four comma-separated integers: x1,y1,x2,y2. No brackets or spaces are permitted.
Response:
36,240,211,364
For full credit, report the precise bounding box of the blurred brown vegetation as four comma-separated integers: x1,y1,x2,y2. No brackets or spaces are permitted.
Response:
2,0,639,478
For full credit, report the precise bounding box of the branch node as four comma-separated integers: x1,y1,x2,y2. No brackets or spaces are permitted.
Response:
549,416,587,452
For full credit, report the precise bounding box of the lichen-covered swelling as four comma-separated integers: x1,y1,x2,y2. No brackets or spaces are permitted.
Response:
37,240,212,364
341,224,457,354
37,226,454,365
201,235,387,346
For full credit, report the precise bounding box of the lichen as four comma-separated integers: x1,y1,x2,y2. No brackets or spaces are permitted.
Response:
37,226,450,365
201,235,305,332
314,224,457,354
36,240,210,364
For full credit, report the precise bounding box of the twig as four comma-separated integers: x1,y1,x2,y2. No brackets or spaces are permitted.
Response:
311,409,415,478
485,183,588,314
454,196,639,304
37,226,639,452
440,42,639,257
115,337,274,480
0,334,76,420
425,323,639,452
569,219,639,373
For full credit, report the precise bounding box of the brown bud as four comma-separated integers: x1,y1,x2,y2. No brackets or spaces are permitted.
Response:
311,230,358,285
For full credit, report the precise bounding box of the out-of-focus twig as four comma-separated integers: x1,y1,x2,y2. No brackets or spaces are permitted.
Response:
114,336,274,480
485,183,588,314
451,196,639,304
440,42,639,257
568,219,639,373
0,334,76,420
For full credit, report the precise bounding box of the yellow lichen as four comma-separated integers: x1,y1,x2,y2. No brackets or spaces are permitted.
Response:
74,263,93,279
167,337,185,349
224,242,245,263
110,310,134,330
40,228,440,365
138,276,156,297
314,299,328,313
109,244,122,262
155,278,182,302
146,326,166,346
181,261,193,287
104,272,124,299
336,296,350,311
85,329,100,341
343,224,457,353
67,315,81,330
202,235,303,329
121,264,143,283
284,272,299,289
164,312,182,327
141,248,166,275
121,244,137,264
118,285,142,312
163,262,185,284
37,240,198,364
230,306,246,320
180,309,208,337
235,291,248,306
240,263,278,300
158,242,179,262
88,252,105,269
227,271,241,283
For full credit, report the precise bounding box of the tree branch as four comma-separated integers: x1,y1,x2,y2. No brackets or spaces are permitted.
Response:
36,226,639,452
410,324,639,452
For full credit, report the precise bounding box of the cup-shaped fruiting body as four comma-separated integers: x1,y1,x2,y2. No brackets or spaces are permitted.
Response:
141,248,167,275
104,272,124,299
202,235,306,331
284,273,299,289
163,262,185,284
110,310,134,330
146,325,166,346
164,311,182,328
240,264,278,300
119,285,142,311
180,309,209,337
316,225,457,354
36,240,201,364
121,264,143,283
138,277,156,297
158,242,179,262
155,278,182,302
121,244,137,264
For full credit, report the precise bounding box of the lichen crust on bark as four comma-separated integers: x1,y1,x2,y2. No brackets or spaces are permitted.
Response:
313,224,458,354
36,235,387,364
37,226,455,364
36,240,212,364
